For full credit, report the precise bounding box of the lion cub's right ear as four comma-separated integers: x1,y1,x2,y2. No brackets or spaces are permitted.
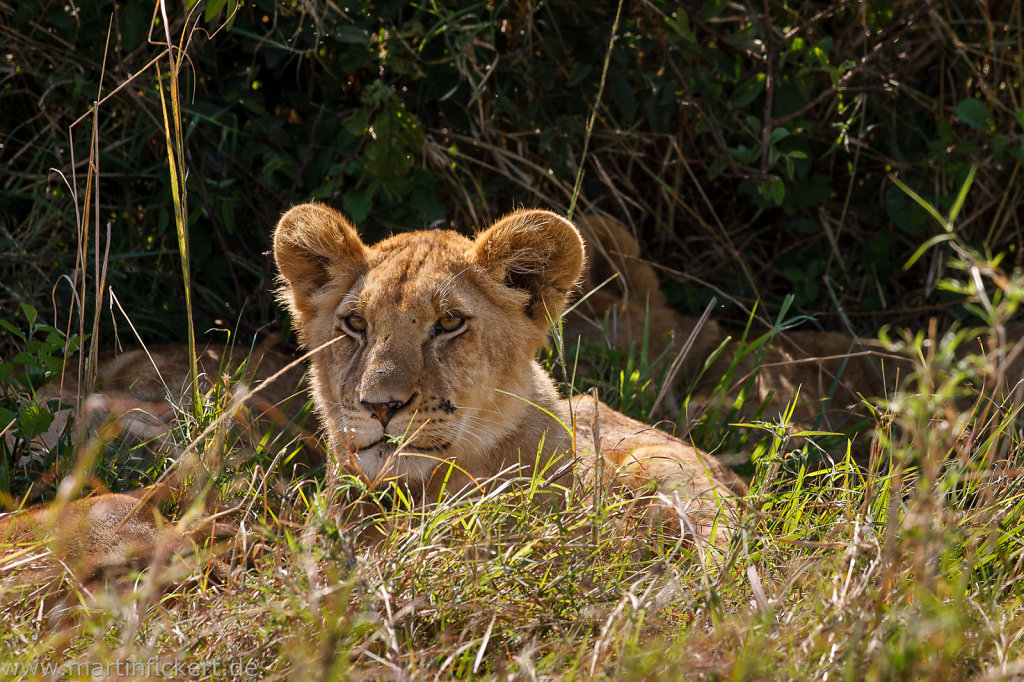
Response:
274,203,367,319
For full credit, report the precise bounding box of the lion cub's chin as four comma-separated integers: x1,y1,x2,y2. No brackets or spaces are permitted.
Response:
352,439,455,486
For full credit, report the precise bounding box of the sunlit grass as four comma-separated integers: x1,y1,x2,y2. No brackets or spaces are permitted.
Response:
3,287,1024,679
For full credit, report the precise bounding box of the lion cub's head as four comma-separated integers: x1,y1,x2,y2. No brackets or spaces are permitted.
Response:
274,203,583,492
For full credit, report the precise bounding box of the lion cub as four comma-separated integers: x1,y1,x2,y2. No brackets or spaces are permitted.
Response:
274,204,744,536
2,206,745,583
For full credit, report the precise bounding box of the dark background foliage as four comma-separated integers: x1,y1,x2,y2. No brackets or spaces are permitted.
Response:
1,0,1021,354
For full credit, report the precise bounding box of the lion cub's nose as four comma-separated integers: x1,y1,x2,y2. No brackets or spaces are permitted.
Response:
361,398,409,426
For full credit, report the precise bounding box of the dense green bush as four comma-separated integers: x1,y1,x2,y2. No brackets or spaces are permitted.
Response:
1,0,1020,350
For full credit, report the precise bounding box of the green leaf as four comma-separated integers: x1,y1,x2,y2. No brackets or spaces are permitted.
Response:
731,74,765,109
698,0,728,21
19,303,37,331
665,12,694,42
0,319,25,340
365,103,424,183
120,1,150,52
904,233,955,270
947,165,976,224
770,179,786,205
708,158,728,178
566,63,594,88
18,405,53,441
219,201,236,235
937,119,955,143
782,266,805,282
335,25,369,45
12,351,34,366
757,177,785,206
787,173,831,210
343,188,373,224
888,173,948,231
956,98,994,132
344,108,372,138
38,353,63,373
225,3,238,30
205,0,228,23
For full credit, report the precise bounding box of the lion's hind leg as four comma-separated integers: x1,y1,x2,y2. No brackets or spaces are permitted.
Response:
609,444,741,547
571,395,745,549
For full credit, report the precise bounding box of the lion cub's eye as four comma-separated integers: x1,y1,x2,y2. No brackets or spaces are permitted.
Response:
342,314,368,335
432,313,466,337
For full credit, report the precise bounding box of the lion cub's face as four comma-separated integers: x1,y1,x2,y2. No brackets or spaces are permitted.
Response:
274,204,583,488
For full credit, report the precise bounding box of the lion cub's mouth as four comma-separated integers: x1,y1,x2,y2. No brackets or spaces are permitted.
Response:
363,437,451,455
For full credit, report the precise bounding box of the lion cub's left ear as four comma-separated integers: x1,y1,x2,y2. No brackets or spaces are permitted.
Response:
472,210,584,323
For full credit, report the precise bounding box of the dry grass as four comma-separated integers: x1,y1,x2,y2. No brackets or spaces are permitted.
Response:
2,245,1024,678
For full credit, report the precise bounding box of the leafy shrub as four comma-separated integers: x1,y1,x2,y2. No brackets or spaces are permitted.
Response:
1,0,1021,354
0,305,81,493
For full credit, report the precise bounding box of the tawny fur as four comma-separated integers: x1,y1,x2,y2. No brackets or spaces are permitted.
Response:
0,493,234,585
274,203,744,539
3,341,306,584
8,209,1022,580
27,339,308,457
2,207,747,583
565,215,1024,436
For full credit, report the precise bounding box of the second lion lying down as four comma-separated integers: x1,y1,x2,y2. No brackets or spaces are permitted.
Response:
566,215,1024,436
1,206,745,581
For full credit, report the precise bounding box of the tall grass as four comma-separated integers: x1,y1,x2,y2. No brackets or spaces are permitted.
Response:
2,210,1023,680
